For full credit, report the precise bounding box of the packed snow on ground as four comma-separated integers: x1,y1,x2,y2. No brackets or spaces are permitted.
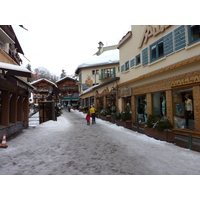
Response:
1,110,199,199
2,110,200,175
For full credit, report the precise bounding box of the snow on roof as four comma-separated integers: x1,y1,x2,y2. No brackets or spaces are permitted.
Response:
56,76,75,83
0,61,31,73
81,84,99,95
31,78,57,87
76,49,119,72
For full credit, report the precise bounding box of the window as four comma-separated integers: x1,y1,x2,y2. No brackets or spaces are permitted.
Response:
136,54,141,66
125,61,129,71
172,88,194,130
92,70,99,75
130,58,135,68
188,25,200,45
152,92,166,116
0,91,2,125
136,95,147,123
100,68,116,79
150,38,164,62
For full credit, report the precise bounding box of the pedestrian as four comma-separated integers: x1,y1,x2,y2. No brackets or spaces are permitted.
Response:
67,103,71,112
90,104,96,124
85,111,91,125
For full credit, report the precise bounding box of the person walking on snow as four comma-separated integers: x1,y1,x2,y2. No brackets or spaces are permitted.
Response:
90,104,96,124
85,111,91,125
67,103,71,112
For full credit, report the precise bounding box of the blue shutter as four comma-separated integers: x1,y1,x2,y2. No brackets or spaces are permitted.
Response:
164,32,174,56
121,64,125,72
112,67,116,77
174,25,186,51
130,58,135,68
142,47,148,66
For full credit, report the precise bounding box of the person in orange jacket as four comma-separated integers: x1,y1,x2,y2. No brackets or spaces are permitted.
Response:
85,111,91,125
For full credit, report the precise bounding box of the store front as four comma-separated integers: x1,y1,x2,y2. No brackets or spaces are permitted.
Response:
132,68,200,136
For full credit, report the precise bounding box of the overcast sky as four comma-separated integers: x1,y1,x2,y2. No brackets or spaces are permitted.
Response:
12,24,131,77
8,0,195,78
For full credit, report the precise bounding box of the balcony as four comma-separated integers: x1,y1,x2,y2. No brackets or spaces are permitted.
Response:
99,73,116,80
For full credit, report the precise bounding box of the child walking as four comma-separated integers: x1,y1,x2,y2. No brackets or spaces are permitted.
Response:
85,111,91,125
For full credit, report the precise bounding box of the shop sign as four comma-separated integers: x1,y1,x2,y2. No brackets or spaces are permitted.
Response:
171,75,200,87
121,88,132,97
138,25,171,48
82,83,87,88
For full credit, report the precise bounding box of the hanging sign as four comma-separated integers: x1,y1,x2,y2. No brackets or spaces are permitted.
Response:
121,88,132,97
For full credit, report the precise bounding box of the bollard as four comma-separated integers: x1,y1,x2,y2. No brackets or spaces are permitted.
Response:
188,134,193,150
136,116,140,133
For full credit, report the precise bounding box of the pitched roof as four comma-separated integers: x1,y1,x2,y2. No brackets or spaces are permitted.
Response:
30,78,57,87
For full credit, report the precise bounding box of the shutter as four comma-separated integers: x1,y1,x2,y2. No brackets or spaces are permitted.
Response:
142,47,148,66
112,67,116,77
164,31,174,56
100,69,104,79
121,64,125,72
130,58,134,68
174,25,186,51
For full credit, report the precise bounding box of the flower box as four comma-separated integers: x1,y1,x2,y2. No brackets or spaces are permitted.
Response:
116,120,132,129
144,127,174,142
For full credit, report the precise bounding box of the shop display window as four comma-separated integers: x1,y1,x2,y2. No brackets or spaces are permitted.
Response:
152,92,166,116
124,97,131,112
173,88,194,130
0,91,2,125
136,95,147,123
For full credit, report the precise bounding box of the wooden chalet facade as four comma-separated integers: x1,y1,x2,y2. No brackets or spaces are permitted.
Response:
56,76,79,104
31,78,58,104
0,25,34,139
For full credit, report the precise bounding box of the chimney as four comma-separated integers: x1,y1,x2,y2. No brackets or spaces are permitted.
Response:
96,41,104,55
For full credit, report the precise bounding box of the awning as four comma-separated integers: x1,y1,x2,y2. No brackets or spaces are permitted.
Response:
0,62,31,78
62,98,79,101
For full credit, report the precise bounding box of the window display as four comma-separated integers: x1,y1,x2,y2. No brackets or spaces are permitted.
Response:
173,88,194,130
0,91,2,125
136,95,147,123
152,92,166,116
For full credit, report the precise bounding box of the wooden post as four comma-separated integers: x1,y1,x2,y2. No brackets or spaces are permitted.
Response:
2,91,10,126
17,96,23,121
10,93,17,123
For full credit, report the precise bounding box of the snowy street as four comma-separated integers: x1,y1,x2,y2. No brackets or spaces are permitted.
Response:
1,109,200,175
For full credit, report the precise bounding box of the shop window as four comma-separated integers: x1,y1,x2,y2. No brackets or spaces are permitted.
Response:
150,38,164,62
0,91,2,125
152,92,166,116
136,95,147,123
188,25,200,45
173,88,194,130
125,61,129,71
136,54,141,66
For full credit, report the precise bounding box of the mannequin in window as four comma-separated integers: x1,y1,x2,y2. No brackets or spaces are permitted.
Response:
161,95,166,116
185,94,193,129
143,99,147,122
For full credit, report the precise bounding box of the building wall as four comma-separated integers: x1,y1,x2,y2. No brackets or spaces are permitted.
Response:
119,25,200,84
118,25,200,137
80,63,119,92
